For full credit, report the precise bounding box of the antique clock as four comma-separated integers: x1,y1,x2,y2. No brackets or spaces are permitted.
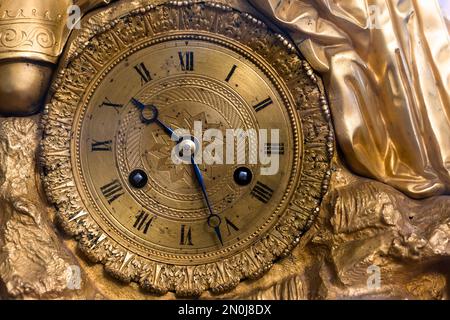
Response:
42,0,333,296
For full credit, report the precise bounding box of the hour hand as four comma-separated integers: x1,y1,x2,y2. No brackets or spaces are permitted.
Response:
131,98,145,110
131,98,179,140
131,98,158,124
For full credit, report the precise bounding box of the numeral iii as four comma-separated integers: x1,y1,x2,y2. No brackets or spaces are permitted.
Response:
265,143,285,155
251,181,274,203
253,97,273,112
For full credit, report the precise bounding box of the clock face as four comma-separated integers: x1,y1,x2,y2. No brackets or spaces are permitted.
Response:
42,2,333,295
80,38,297,265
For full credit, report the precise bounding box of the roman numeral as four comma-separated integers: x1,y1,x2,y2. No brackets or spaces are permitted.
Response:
91,140,112,152
133,211,154,234
225,218,239,236
134,62,152,85
251,181,274,204
100,98,123,112
100,179,124,204
180,225,193,246
179,51,194,71
225,65,238,82
264,143,285,155
253,97,273,112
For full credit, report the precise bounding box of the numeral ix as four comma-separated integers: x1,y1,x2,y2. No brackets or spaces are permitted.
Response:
91,140,112,152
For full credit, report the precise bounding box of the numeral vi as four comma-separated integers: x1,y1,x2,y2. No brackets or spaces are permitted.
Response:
180,225,193,246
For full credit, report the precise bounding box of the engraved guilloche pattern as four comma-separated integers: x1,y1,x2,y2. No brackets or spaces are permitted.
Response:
41,1,333,296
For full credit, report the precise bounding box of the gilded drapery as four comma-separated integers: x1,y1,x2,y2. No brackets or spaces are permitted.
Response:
1,0,448,199
249,0,450,199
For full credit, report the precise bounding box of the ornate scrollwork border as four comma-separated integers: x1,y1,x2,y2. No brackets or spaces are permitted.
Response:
41,0,334,296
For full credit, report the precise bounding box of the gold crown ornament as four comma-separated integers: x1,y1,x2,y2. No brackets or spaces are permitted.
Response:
0,0,112,115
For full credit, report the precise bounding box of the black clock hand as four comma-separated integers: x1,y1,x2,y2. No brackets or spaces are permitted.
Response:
132,98,223,245
131,98,180,140
190,155,223,246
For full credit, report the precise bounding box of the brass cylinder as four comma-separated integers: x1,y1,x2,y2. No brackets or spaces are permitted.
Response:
0,61,53,115
0,0,113,116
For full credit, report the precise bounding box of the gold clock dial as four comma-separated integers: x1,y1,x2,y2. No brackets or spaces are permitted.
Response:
43,1,333,295
80,38,296,265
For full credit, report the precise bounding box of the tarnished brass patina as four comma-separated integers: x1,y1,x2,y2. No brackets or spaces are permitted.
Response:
42,1,333,295
0,0,111,114
0,61,52,115
0,0,449,300
251,0,450,199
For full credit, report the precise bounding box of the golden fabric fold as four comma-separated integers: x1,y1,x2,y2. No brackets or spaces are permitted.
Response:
249,0,450,199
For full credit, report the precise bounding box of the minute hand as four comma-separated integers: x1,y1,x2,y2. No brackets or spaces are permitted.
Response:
190,155,223,245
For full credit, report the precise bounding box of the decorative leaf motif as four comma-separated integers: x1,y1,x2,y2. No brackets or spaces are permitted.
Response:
41,1,333,296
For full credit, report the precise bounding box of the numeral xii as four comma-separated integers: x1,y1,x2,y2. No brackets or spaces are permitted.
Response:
179,51,194,71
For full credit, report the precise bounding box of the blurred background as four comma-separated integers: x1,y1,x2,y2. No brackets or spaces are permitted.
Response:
439,0,449,16
439,0,450,31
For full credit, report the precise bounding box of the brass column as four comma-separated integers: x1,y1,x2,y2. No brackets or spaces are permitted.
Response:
0,0,111,115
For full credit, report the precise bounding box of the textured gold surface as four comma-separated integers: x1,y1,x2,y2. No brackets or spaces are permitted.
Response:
1,0,449,193
0,0,449,300
1,116,450,299
0,0,110,62
0,0,69,63
250,0,450,199
41,1,333,296
0,0,111,115
0,117,101,299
